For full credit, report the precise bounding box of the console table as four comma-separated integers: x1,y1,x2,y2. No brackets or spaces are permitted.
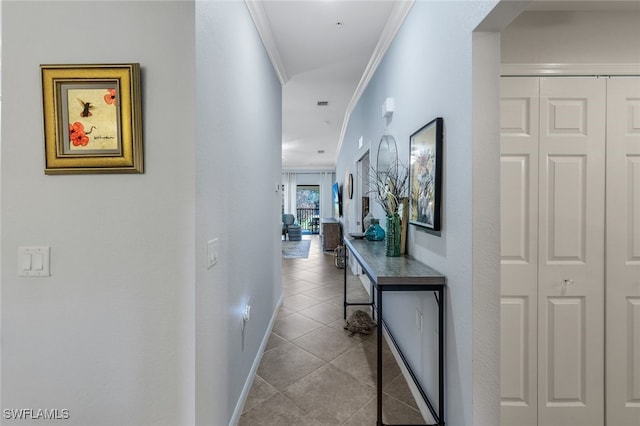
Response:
321,218,341,251
343,237,446,426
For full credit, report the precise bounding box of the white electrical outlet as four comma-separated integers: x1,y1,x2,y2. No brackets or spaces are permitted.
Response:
241,301,251,334
207,238,219,269
243,304,251,322
415,307,423,332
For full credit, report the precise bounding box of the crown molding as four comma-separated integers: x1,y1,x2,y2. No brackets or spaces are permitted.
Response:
245,0,288,85
501,63,640,76
282,169,336,175
335,0,415,160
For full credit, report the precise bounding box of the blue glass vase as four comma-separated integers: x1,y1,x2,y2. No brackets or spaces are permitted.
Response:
364,219,385,241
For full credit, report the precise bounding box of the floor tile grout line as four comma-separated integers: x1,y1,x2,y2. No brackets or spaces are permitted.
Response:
273,314,380,386
294,308,339,326
382,390,424,414
256,342,329,395
288,327,360,363
279,362,377,423
241,381,304,419
338,394,377,425
262,332,288,354
248,360,418,423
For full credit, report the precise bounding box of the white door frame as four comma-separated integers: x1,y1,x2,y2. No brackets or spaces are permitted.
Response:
502,63,640,77
349,143,371,276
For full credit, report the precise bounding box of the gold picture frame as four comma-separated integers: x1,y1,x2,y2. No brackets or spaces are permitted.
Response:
41,63,143,174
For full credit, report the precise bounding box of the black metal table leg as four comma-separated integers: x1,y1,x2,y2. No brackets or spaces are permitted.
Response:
343,245,348,319
377,286,383,426
438,288,445,424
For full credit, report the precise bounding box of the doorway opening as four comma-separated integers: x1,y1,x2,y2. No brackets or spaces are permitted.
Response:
296,185,320,234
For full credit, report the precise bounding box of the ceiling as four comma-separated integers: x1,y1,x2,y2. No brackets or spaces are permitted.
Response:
247,0,410,171
247,0,639,172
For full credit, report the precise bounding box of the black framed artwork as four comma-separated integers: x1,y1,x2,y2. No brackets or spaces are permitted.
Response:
409,117,443,232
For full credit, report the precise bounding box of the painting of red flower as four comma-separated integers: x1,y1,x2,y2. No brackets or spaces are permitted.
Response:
69,122,85,134
69,121,89,146
104,88,117,105
41,63,143,174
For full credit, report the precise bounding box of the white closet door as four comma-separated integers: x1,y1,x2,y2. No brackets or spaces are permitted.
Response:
500,77,539,426
538,77,605,426
606,76,640,426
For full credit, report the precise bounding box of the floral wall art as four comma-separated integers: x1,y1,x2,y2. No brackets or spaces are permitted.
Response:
409,117,443,232
41,63,143,174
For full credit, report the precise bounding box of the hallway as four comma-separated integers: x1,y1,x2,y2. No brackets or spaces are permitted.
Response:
239,236,425,425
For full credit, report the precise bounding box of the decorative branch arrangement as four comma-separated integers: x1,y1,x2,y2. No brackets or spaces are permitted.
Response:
365,161,409,216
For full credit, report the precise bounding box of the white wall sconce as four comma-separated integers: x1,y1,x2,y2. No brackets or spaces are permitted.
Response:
381,97,394,118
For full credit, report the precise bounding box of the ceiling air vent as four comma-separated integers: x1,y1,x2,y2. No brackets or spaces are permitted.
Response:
317,101,329,106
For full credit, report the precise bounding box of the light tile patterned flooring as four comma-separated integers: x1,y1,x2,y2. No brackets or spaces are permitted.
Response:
239,235,425,425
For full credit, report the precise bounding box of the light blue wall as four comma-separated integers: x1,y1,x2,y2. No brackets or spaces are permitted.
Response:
196,1,282,424
337,2,499,425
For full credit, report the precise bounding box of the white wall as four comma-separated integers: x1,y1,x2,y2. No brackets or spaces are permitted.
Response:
294,172,330,186
195,1,282,424
2,1,282,425
1,2,195,425
336,2,502,425
502,11,640,64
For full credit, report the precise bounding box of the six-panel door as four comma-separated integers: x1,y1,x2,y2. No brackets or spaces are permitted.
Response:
606,77,640,426
500,76,622,426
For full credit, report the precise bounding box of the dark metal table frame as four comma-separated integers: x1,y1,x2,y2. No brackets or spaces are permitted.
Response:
343,238,446,426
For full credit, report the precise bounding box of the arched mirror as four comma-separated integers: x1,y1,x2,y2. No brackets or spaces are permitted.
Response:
376,133,398,174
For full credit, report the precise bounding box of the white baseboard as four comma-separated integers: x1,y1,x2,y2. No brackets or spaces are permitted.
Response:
229,294,284,426
358,273,371,297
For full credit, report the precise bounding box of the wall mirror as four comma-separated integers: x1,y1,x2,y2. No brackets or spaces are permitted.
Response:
376,133,398,174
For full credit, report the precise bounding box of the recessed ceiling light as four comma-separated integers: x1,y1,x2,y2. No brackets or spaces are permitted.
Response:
317,101,329,106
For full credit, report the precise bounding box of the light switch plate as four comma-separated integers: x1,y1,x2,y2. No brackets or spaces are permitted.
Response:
19,246,50,277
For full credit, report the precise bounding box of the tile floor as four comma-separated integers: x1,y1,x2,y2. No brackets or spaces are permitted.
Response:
239,235,426,425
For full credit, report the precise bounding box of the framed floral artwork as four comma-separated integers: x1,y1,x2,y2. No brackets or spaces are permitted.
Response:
409,117,443,233
41,64,143,174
